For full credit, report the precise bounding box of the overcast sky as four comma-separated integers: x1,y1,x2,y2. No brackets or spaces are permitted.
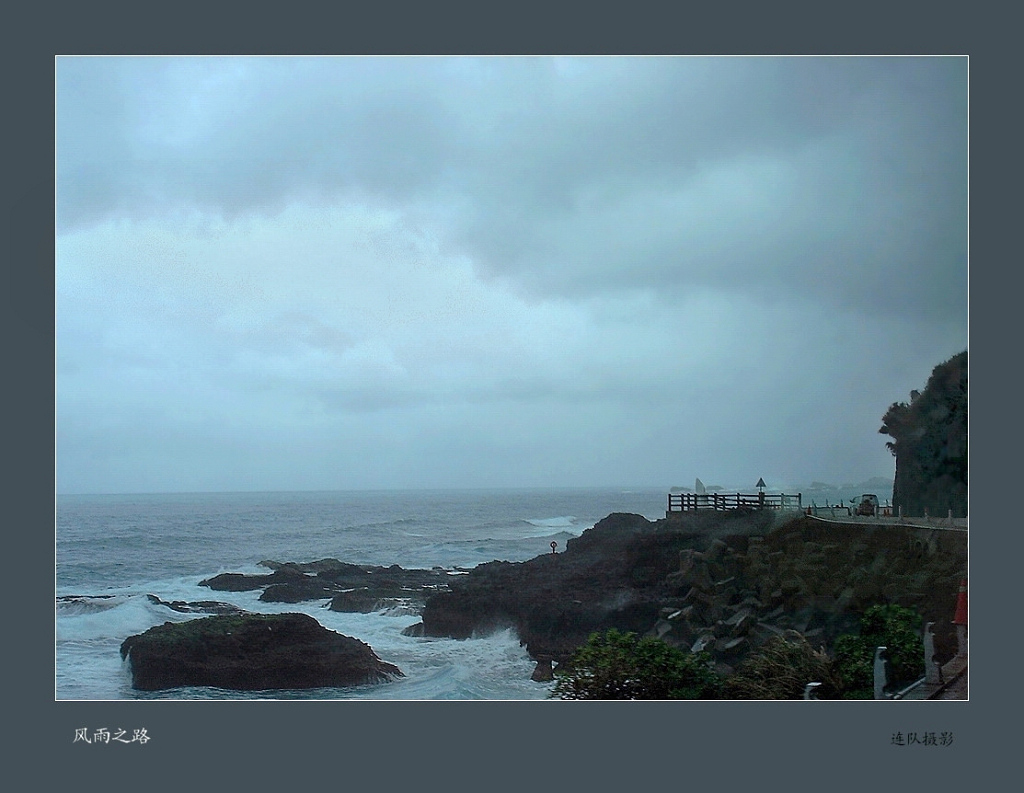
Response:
56,56,967,495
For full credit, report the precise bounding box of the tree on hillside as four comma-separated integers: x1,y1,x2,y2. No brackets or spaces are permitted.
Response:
551,629,722,700
879,351,967,517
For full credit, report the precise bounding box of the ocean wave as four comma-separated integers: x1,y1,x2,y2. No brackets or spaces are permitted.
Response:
57,593,192,643
56,595,125,616
525,515,577,528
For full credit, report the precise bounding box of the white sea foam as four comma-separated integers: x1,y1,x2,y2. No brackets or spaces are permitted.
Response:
56,593,186,643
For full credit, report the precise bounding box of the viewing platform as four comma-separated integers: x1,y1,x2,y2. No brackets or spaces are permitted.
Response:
667,491,802,516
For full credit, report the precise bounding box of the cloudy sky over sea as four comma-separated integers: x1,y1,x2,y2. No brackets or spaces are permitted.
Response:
56,56,967,494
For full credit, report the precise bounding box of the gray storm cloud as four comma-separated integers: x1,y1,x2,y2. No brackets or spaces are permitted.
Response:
56,56,967,494
58,57,966,322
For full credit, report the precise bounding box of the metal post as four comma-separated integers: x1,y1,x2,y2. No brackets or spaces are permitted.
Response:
873,647,888,700
924,623,941,685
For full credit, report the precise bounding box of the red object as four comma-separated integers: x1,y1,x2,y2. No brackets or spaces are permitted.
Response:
953,579,968,625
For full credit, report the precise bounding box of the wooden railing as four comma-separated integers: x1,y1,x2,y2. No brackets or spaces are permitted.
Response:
667,491,802,513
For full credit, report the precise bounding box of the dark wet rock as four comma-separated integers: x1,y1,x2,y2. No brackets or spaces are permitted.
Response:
531,657,554,682
200,559,451,609
145,594,247,615
260,580,338,603
199,572,274,591
260,558,362,575
328,589,408,613
120,612,402,691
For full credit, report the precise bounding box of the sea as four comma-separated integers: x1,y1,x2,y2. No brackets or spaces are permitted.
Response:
55,487,670,701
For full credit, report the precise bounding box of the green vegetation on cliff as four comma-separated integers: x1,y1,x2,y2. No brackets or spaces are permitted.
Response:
551,629,722,700
833,604,924,698
879,350,967,517
551,605,928,700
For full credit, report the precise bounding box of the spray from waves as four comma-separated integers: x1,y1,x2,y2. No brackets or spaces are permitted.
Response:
56,595,125,616
306,603,554,700
522,515,586,537
57,597,554,700
346,627,553,701
56,592,202,643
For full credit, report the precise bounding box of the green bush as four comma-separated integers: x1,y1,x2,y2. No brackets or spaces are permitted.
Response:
833,604,924,698
551,629,722,700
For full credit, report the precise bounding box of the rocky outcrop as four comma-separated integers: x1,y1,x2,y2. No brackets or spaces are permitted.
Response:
120,612,403,691
420,511,772,663
419,511,967,674
200,558,452,611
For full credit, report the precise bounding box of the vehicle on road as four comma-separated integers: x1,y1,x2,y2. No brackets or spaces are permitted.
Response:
855,494,880,516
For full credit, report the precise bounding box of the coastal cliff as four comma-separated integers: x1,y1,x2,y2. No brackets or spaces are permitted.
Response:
418,511,967,676
157,509,966,692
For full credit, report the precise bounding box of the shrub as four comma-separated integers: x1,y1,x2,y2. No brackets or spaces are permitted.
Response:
723,631,841,699
833,604,924,698
551,628,722,700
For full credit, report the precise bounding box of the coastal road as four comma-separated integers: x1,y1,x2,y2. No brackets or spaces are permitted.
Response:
805,514,968,532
